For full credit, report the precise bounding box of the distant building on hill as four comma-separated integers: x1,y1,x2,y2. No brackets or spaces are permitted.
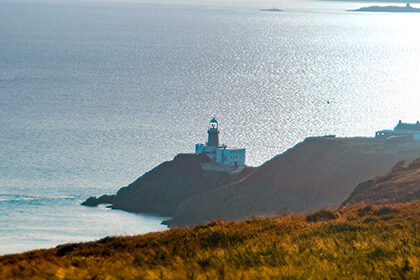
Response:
376,120,420,140
195,117,246,167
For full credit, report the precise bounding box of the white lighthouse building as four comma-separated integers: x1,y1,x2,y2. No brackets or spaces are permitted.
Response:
195,118,246,167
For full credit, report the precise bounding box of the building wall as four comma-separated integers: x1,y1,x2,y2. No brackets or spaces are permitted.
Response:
195,144,217,160
216,148,246,166
195,144,217,154
196,144,246,166
375,128,420,141
394,128,420,140
403,131,420,140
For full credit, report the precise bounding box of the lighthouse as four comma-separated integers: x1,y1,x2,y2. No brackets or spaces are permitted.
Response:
207,117,219,147
195,118,246,168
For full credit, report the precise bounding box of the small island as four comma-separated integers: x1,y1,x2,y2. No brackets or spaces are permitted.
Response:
349,3,420,12
261,8,283,12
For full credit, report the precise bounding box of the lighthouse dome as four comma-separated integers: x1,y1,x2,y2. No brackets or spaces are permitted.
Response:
209,117,218,130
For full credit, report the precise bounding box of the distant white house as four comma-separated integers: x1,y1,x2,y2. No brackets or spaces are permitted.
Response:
376,120,420,140
195,118,246,167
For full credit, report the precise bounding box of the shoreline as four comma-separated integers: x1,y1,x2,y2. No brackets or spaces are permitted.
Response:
0,201,168,257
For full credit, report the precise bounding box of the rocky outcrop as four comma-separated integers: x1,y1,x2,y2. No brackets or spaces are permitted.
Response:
341,158,420,207
82,153,254,217
166,137,420,227
82,195,116,206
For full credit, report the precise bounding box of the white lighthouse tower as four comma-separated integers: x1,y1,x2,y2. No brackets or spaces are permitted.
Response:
195,118,246,168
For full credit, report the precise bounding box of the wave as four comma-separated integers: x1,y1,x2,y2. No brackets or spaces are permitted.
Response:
0,194,74,202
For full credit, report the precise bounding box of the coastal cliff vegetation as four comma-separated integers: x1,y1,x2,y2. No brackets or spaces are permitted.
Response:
1,201,419,279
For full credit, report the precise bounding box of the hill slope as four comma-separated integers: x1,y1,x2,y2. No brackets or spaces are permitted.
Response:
341,158,420,207
168,137,420,227
83,153,253,216
1,202,419,279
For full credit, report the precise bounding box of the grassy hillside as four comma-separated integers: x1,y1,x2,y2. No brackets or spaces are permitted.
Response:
342,158,420,207
1,202,419,280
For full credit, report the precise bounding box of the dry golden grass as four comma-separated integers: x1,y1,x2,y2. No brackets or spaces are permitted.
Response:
1,201,419,280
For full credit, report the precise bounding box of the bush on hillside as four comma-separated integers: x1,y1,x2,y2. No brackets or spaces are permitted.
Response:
373,207,399,216
305,209,339,222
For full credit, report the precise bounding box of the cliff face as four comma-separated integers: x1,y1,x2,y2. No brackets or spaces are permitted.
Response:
341,158,420,207
83,153,253,217
167,137,420,227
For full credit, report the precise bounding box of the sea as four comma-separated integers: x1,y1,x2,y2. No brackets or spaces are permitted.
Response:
1,0,420,255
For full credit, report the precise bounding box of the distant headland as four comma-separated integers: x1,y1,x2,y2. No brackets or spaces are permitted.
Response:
349,3,420,12
83,118,420,228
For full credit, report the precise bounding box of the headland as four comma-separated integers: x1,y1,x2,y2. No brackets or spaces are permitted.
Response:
349,3,420,12
83,119,420,228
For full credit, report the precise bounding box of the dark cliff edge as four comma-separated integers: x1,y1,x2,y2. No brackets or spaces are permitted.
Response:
82,153,254,217
341,157,420,207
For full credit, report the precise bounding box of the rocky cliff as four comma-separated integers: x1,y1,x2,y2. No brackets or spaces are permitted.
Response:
167,137,420,227
83,153,253,217
341,158,420,207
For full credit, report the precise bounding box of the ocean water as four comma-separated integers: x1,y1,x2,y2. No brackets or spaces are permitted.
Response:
1,0,420,255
